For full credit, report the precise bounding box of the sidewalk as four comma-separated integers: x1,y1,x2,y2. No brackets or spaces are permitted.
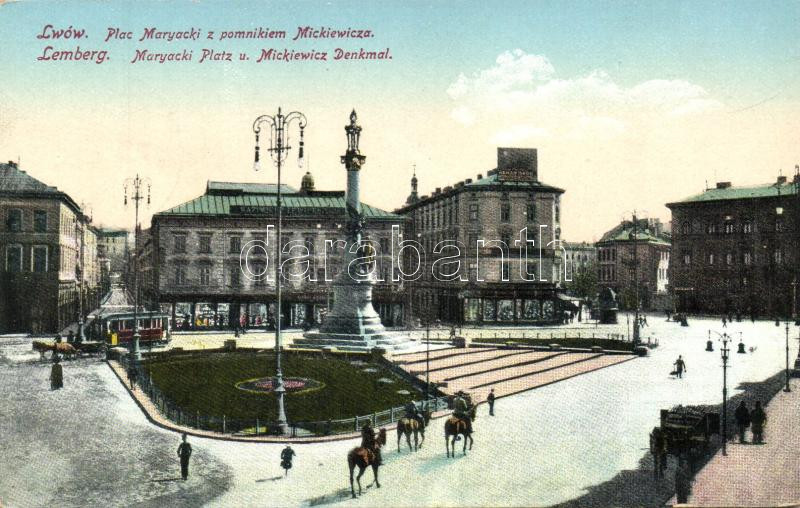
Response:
673,377,800,507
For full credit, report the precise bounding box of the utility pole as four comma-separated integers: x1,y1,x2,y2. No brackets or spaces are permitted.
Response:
632,213,640,344
123,175,151,363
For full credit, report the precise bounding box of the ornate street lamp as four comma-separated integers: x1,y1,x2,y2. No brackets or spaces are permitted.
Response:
627,212,641,344
784,321,792,392
252,107,306,435
123,175,151,363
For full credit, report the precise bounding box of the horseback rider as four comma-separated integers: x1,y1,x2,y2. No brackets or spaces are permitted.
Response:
360,421,382,465
404,400,424,427
453,391,473,434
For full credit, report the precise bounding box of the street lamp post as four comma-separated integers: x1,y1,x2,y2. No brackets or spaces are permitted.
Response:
718,331,730,456
784,321,792,392
628,213,641,344
123,175,151,363
73,208,88,342
253,108,307,436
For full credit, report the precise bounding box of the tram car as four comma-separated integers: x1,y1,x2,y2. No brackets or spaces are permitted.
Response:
91,311,171,346
656,405,719,456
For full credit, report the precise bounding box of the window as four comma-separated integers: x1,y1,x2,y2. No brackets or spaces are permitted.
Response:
681,222,690,235
252,262,266,286
229,236,241,254
708,253,714,265
199,265,211,285
34,210,47,233
683,252,691,265
526,203,537,223
199,234,212,254
744,252,752,265
774,249,782,264
776,219,784,233
5,245,22,272
173,234,186,254
724,222,734,234
726,253,733,265
379,237,389,253
305,236,316,255
6,209,22,232
32,246,48,272
500,204,511,223
707,223,717,234
174,264,187,285
281,233,292,251
230,266,240,286
743,221,753,234
501,262,510,281
469,204,479,221
468,234,478,250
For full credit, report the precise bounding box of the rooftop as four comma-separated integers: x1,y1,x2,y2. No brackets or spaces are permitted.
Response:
0,161,82,212
668,178,799,206
598,219,670,246
157,180,402,220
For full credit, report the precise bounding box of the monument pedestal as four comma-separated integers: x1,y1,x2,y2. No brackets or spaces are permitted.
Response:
295,278,411,352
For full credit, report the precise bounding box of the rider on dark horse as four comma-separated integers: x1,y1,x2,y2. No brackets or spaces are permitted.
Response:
360,421,382,465
453,391,473,435
404,401,424,427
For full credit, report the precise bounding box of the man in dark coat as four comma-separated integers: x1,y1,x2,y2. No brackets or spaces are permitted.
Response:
674,356,686,378
750,400,767,444
487,389,496,416
734,401,750,443
177,433,192,480
675,456,693,503
280,445,295,476
649,427,667,479
50,356,63,390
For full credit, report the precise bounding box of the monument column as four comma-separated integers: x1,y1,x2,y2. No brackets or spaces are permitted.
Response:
297,111,409,351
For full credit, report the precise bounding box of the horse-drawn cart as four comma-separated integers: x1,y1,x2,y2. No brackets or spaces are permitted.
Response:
655,405,719,457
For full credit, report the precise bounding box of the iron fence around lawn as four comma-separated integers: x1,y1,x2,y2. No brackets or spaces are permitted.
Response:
119,355,450,438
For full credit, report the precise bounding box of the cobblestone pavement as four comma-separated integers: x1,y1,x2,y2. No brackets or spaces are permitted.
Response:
0,336,232,508
675,377,800,507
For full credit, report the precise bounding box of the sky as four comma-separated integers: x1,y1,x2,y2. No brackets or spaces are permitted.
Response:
0,0,799,241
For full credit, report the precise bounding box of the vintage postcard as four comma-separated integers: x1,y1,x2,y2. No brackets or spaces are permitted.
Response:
1,1,799,507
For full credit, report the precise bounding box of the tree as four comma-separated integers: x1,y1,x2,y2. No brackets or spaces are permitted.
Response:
565,262,599,302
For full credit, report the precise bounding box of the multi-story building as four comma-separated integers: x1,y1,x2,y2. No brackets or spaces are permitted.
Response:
666,173,800,317
563,241,597,280
395,147,568,325
146,173,408,330
97,228,129,272
596,218,671,311
0,161,100,333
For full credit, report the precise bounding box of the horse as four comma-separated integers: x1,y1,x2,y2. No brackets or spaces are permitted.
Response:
445,406,476,458
397,410,431,452
348,428,387,498
32,341,76,360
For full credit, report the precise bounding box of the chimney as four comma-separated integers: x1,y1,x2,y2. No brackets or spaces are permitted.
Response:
777,175,787,185
434,187,441,195
477,174,483,180
716,181,732,189
465,178,473,184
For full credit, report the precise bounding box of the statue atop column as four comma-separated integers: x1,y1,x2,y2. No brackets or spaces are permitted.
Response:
296,110,409,351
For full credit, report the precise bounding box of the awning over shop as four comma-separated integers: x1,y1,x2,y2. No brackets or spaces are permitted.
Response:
555,293,580,310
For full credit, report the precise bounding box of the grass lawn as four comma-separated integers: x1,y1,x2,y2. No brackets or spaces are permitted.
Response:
472,337,636,351
144,351,422,425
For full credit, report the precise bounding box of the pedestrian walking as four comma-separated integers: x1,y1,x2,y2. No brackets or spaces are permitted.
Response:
750,400,767,444
734,401,750,443
487,388,496,416
673,355,687,379
649,427,667,479
50,356,63,390
722,316,727,328
177,433,192,480
127,365,137,390
675,456,693,504
280,445,296,476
